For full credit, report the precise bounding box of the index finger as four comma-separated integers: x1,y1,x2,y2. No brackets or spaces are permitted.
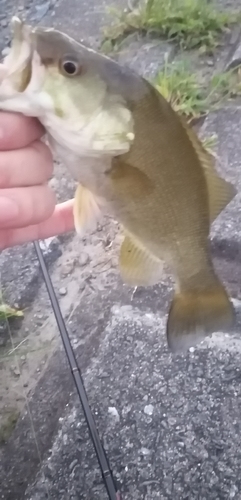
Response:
0,111,45,151
0,200,75,250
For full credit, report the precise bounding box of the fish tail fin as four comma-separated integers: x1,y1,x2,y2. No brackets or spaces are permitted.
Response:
167,280,235,353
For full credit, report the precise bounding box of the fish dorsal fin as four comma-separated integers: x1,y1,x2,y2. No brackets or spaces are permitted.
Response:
179,115,217,172
179,115,237,223
119,232,164,287
73,183,104,236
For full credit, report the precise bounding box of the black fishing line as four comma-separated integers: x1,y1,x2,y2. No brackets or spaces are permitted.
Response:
34,240,121,500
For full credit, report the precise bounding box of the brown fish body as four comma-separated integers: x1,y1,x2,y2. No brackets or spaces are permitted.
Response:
0,18,237,352
90,83,236,352
105,86,210,271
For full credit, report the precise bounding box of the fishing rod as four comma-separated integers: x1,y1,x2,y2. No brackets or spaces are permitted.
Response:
34,240,121,500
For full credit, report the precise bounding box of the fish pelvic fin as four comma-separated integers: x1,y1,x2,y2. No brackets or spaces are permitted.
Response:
166,280,235,353
73,183,104,237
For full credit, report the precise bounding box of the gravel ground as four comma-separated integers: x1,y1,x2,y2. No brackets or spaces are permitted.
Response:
1,0,241,499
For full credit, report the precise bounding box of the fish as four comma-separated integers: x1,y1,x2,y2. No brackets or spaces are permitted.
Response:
0,16,237,353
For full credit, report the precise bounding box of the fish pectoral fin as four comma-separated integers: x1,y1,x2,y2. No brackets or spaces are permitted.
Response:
166,281,235,353
119,234,164,286
204,168,237,223
107,158,153,200
73,183,103,236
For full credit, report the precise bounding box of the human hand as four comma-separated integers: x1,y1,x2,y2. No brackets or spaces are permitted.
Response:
0,111,74,250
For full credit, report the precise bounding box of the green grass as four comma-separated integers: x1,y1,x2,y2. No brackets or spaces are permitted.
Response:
153,59,241,117
154,60,208,121
210,65,241,100
151,60,241,155
0,303,24,321
201,133,218,157
102,0,237,54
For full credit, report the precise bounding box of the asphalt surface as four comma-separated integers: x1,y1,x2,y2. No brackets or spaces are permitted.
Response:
1,0,241,499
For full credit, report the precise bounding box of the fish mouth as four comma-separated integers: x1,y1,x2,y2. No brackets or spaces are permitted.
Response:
0,17,135,156
0,16,54,117
0,17,33,93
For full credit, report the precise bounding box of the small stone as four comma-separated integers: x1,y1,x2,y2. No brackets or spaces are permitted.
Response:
69,459,78,472
230,485,238,498
140,447,151,455
59,287,67,296
61,266,71,277
11,366,20,377
108,407,120,422
144,404,154,416
98,372,109,379
168,417,176,426
231,298,241,309
79,253,90,267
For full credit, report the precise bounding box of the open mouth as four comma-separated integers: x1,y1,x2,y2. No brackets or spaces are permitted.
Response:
0,16,53,117
0,17,33,93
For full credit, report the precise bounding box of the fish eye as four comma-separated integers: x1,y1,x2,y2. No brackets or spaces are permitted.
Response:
61,59,79,76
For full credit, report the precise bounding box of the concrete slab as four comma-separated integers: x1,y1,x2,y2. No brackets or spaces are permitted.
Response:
1,1,241,499
22,105,241,500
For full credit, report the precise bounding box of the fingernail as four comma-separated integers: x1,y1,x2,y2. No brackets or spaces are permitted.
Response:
0,197,19,222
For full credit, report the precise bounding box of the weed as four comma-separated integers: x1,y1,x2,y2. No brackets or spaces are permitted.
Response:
153,59,241,120
154,60,208,121
152,61,238,155
102,0,237,53
0,303,24,320
201,134,218,157
210,65,241,100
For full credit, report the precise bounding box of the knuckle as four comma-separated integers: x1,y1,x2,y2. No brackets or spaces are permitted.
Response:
35,185,56,220
31,141,53,179
0,153,11,188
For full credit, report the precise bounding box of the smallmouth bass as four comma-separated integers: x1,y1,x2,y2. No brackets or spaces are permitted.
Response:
0,17,237,352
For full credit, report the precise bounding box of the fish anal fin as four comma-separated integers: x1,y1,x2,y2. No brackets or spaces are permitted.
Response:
73,183,104,236
120,234,164,286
